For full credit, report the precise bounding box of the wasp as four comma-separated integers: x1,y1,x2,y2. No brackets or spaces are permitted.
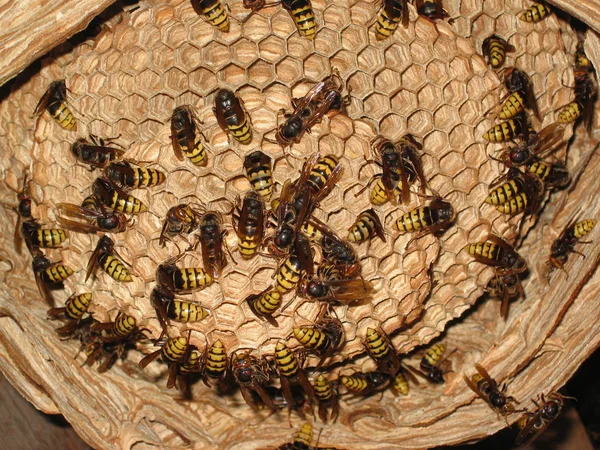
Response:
486,267,524,318
527,160,570,189
199,212,228,280
47,292,92,336
138,332,192,389
71,135,125,169
90,312,144,341
414,0,448,20
214,89,253,145
485,168,544,216
170,105,209,167
340,370,391,397
281,0,317,40
151,288,209,335
86,236,132,283
464,364,521,417
56,196,129,235
313,374,339,423
549,219,596,270
393,196,455,240
406,343,453,384
191,0,230,31
233,191,266,260
374,0,409,41
482,35,514,69
292,305,344,365
276,73,346,148
368,135,426,206
204,339,228,386
274,242,312,294
497,67,539,120
246,287,283,327
34,80,76,131
276,422,313,450
364,327,400,376
155,257,214,294
519,2,551,23
32,251,75,306
347,208,386,244
483,112,531,142
494,123,565,168
93,178,147,214
464,234,528,272
392,368,418,396
176,345,204,397
242,150,273,199
159,204,202,247
231,350,274,410
558,59,597,131
515,392,572,446
274,341,314,410
301,272,373,305
103,161,165,190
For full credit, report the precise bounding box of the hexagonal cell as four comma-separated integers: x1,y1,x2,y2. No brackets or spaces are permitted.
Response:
401,64,427,92
358,46,385,73
247,60,275,90
463,143,487,170
189,18,217,48
466,75,489,102
384,44,412,75
347,71,373,99
303,54,330,81
459,99,479,124
453,167,479,194
121,46,147,75
329,50,357,78
86,72,109,98
150,44,176,74
115,73,136,96
219,63,246,87
323,4,351,29
276,57,303,85
242,14,271,41
406,110,433,136
379,114,405,140
270,9,296,39
176,42,203,72
201,42,231,71
287,34,314,61
99,48,122,74
417,84,444,112
162,67,188,97
374,69,402,96
437,151,464,177
189,67,218,96
315,28,341,57
409,38,435,66
112,26,137,52
258,36,286,63
449,55,472,82
341,24,368,53
363,92,390,121
262,82,290,111
449,124,473,151
134,69,162,99
231,38,258,67
433,104,460,130
135,25,161,51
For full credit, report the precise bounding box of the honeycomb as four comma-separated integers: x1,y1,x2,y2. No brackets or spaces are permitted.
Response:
0,0,595,448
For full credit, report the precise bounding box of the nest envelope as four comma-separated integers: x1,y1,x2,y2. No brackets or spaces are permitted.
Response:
0,0,599,449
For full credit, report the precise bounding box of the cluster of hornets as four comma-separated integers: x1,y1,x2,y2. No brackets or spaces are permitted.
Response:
6,0,598,448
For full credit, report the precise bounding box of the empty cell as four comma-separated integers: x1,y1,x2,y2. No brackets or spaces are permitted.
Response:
358,46,385,73
323,4,351,30
342,24,369,53
304,53,330,80
417,84,444,111
219,63,247,87
276,57,303,84
379,114,405,140
202,42,231,70
374,69,402,96
347,71,373,99
150,44,176,74
330,49,357,77
258,36,287,63
401,64,427,92
287,34,314,60
364,93,391,120
162,67,189,96
231,39,259,67
189,67,218,95
176,42,203,72
122,46,148,74
391,90,418,116
242,14,271,41
315,28,342,57
406,110,433,136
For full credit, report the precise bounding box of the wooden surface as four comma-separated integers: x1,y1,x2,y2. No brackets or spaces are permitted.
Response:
0,0,116,86
548,0,600,33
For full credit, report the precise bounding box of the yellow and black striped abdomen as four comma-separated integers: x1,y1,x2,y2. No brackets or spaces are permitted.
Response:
274,341,299,377
36,228,69,248
40,264,74,283
393,371,409,395
247,166,272,198
573,219,596,239
288,0,317,40
184,136,208,166
519,3,551,22
205,340,227,377
422,343,446,368
486,36,508,68
496,192,528,214
131,167,166,188
252,289,282,315
294,423,313,447
486,178,524,205
465,241,501,262
225,110,252,145
167,300,209,323
300,221,323,244
65,293,92,320
202,0,229,31
483,119,523,142
173,267,213,291
527,161,551,181
375,9,401,41
498,92,525,120
365,328,390,360
558,101,582,123
394,207,431,233
341,374,367,392
110,191,147,214
313,374,333,401
238,234,260,259
294,327,330,352
179,349,202,374
162,336,189,363
307,155,338,194
113,314,137,337
99,254,132,282
275,254,302,293
47,100,76,131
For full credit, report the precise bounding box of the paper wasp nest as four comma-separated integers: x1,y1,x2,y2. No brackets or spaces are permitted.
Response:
0,0,599,448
